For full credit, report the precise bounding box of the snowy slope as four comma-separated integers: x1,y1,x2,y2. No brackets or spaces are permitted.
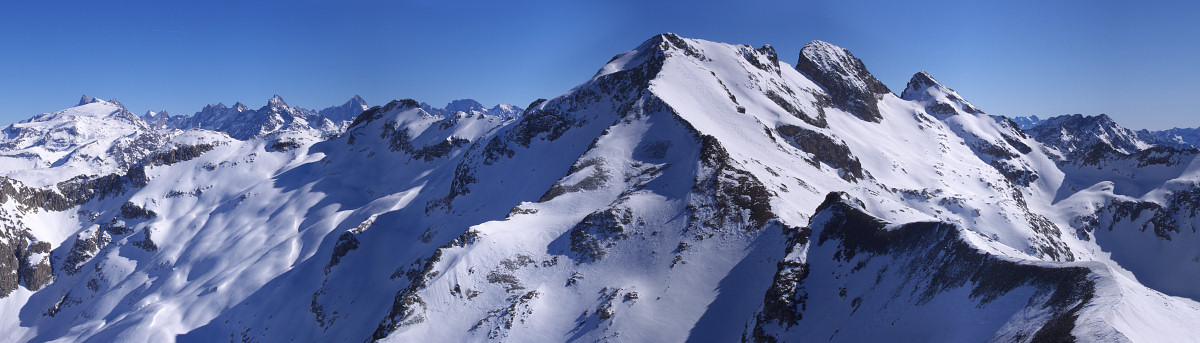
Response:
0,33,1196,343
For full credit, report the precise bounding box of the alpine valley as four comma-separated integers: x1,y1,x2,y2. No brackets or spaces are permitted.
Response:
0,34,1198,342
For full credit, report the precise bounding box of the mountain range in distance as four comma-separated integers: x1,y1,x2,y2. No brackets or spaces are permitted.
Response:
0,33,1197,342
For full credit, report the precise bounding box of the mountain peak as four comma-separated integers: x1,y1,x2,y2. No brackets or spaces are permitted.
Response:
268,94,288,109
796,40,890,122
1054,113,1116,126
903,71,941,95
1027,113,1152,156
203,103,228,112
593,32,704,79
384,99,422,112
444,99,486,114
800,41,862,74
143,110,169,118
77,95,102,106
318,96,371,122
900,71,984,117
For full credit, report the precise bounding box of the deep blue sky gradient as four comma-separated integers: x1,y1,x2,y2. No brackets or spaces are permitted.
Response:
1,0,1196,129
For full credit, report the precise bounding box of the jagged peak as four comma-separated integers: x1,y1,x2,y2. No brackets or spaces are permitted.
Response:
267,94,288,109
797,40,888,94
900,71,985,117
330,95,368,110
348,95,366,107
1027,113,1153,156
233,102,249,112
812,191,872,220
795,40,890,122
593,33,705,79
201,103,227,112
1040,113,1118,127
902,71,943,97
444,99,486,114
524,99,547,115
383,99,422,112
490,103,519,112
142,110,170,124
77,95,101,106
72,95,125,110
800,41,860,75
346,99,425,130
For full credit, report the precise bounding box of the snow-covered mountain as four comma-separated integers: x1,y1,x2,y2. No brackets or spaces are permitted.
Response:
167,95,341,141
1010,114,1044,129
1137,127,1200,149
1024,113,1154,159
319,95,370,124
421,99,523,119
0,33,1198,342
1013,113,1200,150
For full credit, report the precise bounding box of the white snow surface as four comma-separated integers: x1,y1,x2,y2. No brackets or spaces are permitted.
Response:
0,34,1196,342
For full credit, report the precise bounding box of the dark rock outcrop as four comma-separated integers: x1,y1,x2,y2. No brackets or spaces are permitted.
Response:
795,41,891,123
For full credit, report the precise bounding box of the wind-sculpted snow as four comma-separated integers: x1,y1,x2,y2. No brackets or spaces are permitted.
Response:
0,33,1197,342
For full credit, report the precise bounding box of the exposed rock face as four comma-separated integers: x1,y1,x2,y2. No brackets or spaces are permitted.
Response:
1,33,1199,343
795,40,891,122
900,71,983,118
776,124,864,181
0,227,54,296
750,193,1098,342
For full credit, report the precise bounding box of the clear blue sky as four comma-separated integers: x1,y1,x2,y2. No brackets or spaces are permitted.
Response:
1,0,1196,129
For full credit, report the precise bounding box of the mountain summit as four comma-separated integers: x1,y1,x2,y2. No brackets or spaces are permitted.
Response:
0,34,1196,342
319,95,369,123
1026,113,1152,157
901,71,985,118
795,40,891,122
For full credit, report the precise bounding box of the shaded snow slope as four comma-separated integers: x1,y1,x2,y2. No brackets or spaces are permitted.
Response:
0,33,1196,343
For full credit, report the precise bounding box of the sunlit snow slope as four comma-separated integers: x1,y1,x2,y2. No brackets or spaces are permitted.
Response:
0,34,1197,342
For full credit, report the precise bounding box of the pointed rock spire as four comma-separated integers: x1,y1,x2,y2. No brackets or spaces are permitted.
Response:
349,95,366,106
268,94,288,109
902,71,941,97
78,95,100,106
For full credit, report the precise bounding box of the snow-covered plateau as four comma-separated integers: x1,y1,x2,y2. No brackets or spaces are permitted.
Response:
0,34,1198,342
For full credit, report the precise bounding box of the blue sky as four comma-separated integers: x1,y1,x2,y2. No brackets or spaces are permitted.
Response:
1,0,1196,129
